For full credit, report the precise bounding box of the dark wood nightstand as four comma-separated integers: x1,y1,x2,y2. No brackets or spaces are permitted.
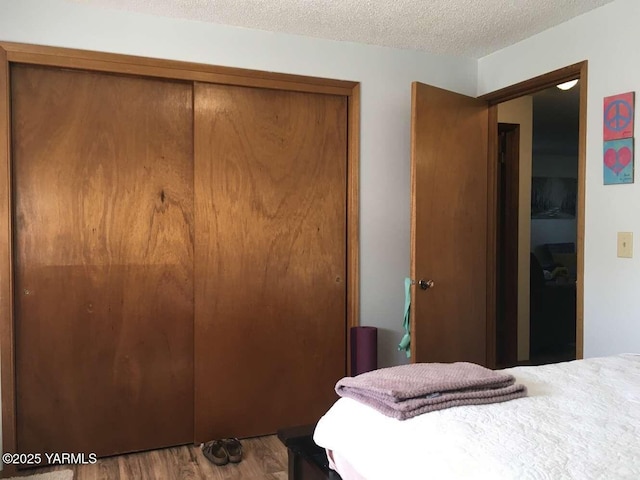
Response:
277,424,342,480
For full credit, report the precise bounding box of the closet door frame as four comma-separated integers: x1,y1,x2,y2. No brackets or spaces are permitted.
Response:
0,42,360,471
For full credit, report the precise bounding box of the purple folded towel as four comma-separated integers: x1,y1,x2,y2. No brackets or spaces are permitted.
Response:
336,362,527,420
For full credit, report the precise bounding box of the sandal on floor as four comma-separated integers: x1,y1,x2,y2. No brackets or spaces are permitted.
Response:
202,440,229,466
222,438,243,463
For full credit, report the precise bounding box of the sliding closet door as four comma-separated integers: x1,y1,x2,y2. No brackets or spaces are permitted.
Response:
194,83,347,440
12,65,194,456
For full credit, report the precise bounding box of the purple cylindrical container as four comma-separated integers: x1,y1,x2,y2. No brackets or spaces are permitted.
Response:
350,326,378,376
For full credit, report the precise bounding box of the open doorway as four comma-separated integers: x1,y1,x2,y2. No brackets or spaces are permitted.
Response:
495,80,581,367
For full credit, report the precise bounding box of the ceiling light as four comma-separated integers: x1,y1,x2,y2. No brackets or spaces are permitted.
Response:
557,79,578,91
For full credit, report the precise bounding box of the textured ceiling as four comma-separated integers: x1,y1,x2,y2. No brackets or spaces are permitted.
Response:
68,0,614,58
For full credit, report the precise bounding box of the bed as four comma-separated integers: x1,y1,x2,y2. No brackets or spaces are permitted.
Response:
313,354,640,480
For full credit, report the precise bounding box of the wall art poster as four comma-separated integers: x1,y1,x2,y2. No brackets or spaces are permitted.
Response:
603,92,634,141
531,177,577,219
604,138,634,185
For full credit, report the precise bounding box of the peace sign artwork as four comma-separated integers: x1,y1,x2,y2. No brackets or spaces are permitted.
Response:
604,92,634,185
604,92,634,140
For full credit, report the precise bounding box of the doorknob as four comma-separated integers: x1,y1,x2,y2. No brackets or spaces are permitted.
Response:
418,279,434,290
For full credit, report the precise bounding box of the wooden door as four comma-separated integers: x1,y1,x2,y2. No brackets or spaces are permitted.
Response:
410,82,489,365
12,65,194,456
194,83,347,440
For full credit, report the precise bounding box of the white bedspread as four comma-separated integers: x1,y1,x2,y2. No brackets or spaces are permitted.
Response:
314,355,640,480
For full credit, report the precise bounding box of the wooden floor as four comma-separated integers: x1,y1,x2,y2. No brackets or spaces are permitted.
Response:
17,436,287,480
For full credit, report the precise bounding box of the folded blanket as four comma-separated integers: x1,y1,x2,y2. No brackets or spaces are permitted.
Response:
335,362,527,420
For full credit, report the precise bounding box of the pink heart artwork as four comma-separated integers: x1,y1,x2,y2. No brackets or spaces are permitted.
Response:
604,146,632,174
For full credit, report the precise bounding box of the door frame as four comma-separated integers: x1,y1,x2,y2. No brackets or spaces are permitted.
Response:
481,61,588,368
0,42,361,470
496,123,520,367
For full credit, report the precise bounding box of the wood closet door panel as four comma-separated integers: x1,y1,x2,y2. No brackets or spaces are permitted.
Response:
194,83,347,440
12,65,194,456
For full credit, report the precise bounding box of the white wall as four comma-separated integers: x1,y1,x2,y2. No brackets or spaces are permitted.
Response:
497,97,532,362
479,0,640,358
0,0,478,457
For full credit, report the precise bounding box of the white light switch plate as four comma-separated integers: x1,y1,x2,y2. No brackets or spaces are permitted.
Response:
617,232,633,258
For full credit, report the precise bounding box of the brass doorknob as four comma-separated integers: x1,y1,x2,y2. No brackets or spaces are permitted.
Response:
418,279,434,290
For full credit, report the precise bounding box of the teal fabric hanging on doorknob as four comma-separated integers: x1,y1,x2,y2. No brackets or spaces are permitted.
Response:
398,277,411,358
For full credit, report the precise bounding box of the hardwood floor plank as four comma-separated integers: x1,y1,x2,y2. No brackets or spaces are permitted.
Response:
36,435,287,480
241,475,287,480
255,436,288,474
118,452,144,480
166,445,203,480
77,454,120,480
